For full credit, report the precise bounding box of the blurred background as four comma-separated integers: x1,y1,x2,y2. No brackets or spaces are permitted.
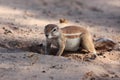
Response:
0,0,120,27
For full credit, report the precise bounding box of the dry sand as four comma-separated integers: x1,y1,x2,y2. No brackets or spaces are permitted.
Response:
0,0,120,80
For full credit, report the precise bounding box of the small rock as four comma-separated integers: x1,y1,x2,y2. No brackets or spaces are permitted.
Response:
42,70,46,73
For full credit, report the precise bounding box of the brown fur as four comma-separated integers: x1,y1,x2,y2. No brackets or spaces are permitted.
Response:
61,26,88,34
65,35,80,38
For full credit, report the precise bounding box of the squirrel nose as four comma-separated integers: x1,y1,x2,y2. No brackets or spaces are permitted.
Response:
46,34,48,37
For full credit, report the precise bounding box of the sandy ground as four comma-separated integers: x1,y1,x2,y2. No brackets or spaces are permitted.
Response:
0,0,120,80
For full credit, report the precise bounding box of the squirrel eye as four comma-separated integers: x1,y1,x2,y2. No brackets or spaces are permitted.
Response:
53,28,56,31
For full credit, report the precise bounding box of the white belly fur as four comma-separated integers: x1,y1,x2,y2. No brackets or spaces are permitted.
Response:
65,38,80,51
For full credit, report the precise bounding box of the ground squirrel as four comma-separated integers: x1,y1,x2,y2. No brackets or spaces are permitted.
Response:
44,24,97,59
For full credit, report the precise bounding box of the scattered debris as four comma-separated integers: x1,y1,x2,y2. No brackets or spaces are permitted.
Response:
3,27,12,35
64,54,83,61
50,64,63,69
82,71,96,80
42,70,46,73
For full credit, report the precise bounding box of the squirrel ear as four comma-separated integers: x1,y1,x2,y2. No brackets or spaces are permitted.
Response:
57,26,59,29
